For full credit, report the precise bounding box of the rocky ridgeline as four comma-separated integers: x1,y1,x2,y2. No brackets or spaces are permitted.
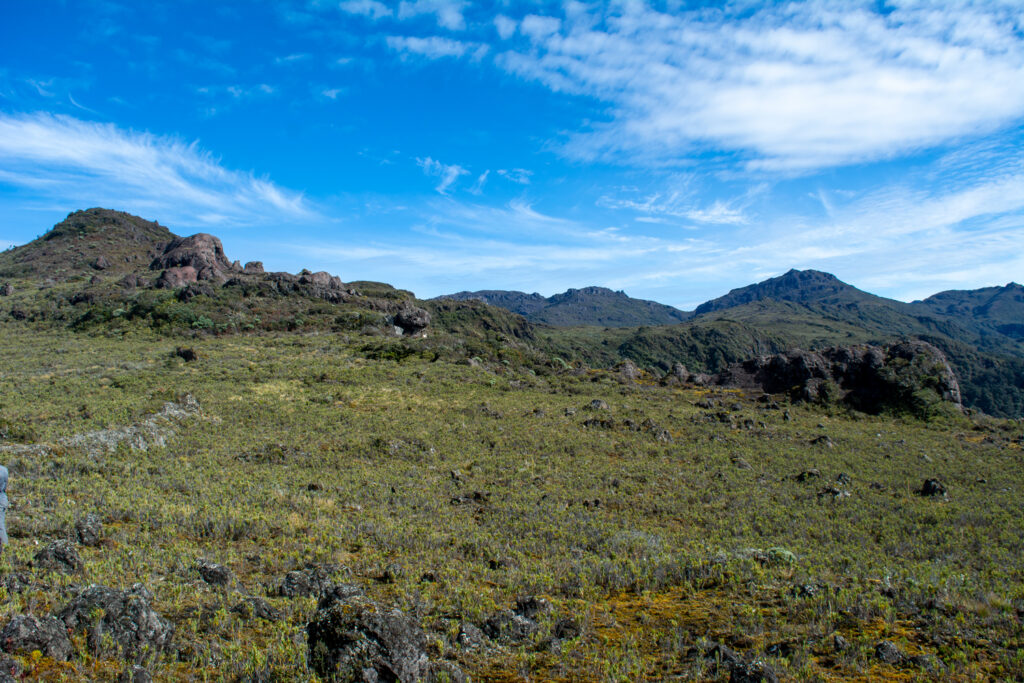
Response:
708,340,962,415
143,232,431,336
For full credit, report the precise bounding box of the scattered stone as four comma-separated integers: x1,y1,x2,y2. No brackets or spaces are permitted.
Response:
118,665,153,683
174,346,198,362
33,539,83,574
552,617,581,640
730,660,779,683
515,595,553,620
278,564,339,598
482,609,538,643
381,562,404,584
732,457,752,470
75,513,103,547
908,653,947,675
587,399,610,411
91,255,111,270
58,583,173,661
832,634,850,652
0,614,73,660
196,559,233,587
307,589,460,683
874,640,904,665
818,486,851,501
836,472,852,486
230,597,283,622
702,641,742,669
811,435,834,448
0,283,11,296
796,468,820,482
919,479,947,498
450,491,488,505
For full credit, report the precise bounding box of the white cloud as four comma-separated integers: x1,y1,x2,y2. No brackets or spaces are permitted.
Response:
497,168,532,185
0,112,316,227
469,170,489,194
339,0,393,20
600,191,748,225
494,15,516,40
274,53,311,65
386,35,485,60
321,88,344,99
496,1,1024,171
416,156,468,194
397,0,467,31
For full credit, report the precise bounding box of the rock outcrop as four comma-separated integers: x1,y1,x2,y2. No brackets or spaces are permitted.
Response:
713,340,962,416
58,584,173,662
151,233,239,282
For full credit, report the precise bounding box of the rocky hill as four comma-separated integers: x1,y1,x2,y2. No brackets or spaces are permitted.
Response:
0,208,174,279
914,283,1024,341
439,286,690,327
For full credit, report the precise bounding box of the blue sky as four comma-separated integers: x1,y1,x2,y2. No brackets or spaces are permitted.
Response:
1,0,1023,309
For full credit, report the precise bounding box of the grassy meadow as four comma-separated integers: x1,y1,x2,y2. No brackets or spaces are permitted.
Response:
0,326,1022,681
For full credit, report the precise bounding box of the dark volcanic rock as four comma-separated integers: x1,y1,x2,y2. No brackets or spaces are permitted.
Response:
151,233,236,282
731,660,779,683
713,340,962,416
58,584,173,661
196,559,233,586
0,283,11,296
874,640,905,664
230,597,282,622
33,539,83,574
0,614,73,660
75,513,103,547
278,564,338,598
0,652,23,680
307,589,460,682
394,305,431,335
919,478,947,498
118,665,153,683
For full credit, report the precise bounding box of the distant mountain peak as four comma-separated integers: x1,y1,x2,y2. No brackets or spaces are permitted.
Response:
694,269,870,315
436,286,690,327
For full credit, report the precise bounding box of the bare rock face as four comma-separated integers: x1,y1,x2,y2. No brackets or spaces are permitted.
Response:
243,261,264,274
155,266,198,289
715,340,962,416
151,233,235,282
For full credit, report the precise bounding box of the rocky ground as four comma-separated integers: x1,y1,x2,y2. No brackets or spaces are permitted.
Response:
0,328,1021,681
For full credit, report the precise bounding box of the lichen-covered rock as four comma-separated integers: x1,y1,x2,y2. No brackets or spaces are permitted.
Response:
33,539,82,574
307,590,461,682
75,513,103,547
0,614,73,660
196,559,233,586
230,597,282,622
58,584,173,662
278,564,339,598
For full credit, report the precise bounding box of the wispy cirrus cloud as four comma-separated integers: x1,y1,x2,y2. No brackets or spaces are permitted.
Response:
416,156,468,194
497,168,532,185
495,1,1024,171
0,112,317,227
